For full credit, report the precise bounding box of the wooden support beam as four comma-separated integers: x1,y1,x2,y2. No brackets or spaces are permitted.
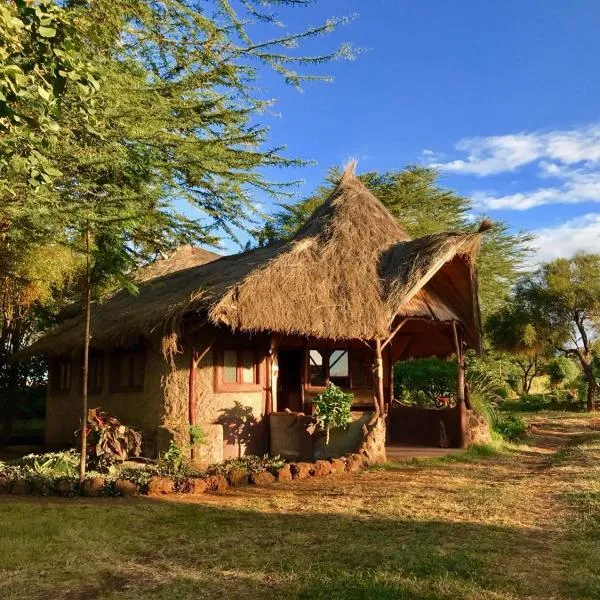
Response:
381,318,408,350
375,338,386,416
452,321,467,449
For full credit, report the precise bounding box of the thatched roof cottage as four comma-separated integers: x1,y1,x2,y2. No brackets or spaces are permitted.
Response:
28,166,489,462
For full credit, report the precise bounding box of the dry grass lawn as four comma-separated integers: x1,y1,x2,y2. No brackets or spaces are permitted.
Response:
1,411,599,599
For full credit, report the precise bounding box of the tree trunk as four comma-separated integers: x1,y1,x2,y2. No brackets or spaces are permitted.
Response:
584,367,596,412
79,228,92,483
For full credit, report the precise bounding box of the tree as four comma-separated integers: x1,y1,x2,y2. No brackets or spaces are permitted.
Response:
486,301,551,394
254,166,532,315
517,253,600,411
4,0,354,477
0,0,99,190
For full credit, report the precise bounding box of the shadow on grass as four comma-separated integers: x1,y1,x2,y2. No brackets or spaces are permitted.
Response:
0,496,558,600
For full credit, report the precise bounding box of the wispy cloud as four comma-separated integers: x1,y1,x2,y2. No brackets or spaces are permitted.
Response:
428,124,600,210
531,213,600,264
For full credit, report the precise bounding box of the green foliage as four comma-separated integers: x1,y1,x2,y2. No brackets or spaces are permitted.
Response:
546,356,579,389
0,0,100,189
85,408,142,472
493,415,527,442
203,455,286,478
189,425,208,448
160,440,188,476
515,253,600,410
394,357,456,408
313,382,353,444
254,166,532,315
466,370,500,426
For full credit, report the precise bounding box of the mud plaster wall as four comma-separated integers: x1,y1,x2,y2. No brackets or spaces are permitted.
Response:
159,328,267,464
45,339,167,455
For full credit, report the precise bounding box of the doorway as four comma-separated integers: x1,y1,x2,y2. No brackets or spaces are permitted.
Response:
277,349,304,412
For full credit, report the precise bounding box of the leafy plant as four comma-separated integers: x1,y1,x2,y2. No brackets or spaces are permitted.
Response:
313,383,353,445
202,455,286,478
160,441,188,476
493,415,527,442
84,408,142,472
546,357,579,389
189,425,208,448
467,370,500,426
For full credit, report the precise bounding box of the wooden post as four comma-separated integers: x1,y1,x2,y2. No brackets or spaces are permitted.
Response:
452,322,467,449
375,338,385,416
188,349,197,460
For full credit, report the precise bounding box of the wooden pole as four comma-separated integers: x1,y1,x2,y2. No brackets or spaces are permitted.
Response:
188,349,197,460
79,226,92,484
375,338,385,416
452,322,467,449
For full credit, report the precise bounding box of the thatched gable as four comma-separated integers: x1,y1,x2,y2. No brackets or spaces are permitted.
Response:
26,167,486,356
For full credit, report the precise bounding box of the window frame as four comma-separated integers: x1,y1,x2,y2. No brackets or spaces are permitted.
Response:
81,350,104,395
50,358,72,395
214,346,262,393
305,347,373,392
109,346,146,394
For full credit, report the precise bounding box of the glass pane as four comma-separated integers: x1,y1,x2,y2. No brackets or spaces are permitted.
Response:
329,350,349,387
309,350,326,386
132,353,144,389
241,350,255,383
223,350,237,382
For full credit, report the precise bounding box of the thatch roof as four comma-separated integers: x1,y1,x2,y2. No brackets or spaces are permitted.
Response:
135,245,220,282
26,166,486,356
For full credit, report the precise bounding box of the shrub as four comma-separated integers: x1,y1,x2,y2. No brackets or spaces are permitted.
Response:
546,357,579,389
85,408,142,472
493,415,527,441
394,358,456,407
467,370,500,426
312,382,353,444
159,440,188,475
202,455,286,478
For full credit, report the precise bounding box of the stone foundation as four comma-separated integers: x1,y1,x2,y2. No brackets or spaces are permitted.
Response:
466,410,492,445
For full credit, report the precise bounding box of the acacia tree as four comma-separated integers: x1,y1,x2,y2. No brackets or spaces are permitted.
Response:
485,302,551,394
6,0,353,479
517,254,600,412
254,166,532,315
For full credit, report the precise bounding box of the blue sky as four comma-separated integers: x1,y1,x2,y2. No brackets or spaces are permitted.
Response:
206,1,600,261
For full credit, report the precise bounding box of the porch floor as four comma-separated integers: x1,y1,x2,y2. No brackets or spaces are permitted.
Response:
385,444,462,461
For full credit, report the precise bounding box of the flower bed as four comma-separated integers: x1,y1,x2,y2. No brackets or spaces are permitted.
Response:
0,450,370,498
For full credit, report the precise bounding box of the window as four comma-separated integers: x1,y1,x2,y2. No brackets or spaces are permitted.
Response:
51,359,71,394
307,348,372,390
87,351,104,395
216,348,261,391
110,347,145,393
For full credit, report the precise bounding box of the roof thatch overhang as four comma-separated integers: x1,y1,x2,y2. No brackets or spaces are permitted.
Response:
24,166,486,357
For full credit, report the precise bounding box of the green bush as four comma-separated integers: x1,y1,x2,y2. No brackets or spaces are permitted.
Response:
394,358,456,408
313,382,353,444
493,415,527,441
546,357,579,389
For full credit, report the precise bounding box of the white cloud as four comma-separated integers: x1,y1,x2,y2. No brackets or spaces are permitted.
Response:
428,123,600,210
433,124,600,176
531,214,600,264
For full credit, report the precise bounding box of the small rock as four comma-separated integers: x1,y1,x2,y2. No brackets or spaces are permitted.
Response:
10,480,30,495
205,475,229,493
250,471,275,486
228,467,249,487
186,478,207,495
115,479,138,497
329,458,346,474
276,464,293,482
56,478,77,497
30,478,51,496
290,462,314,479
147,476,174,496
82,477,105,497
313,460,332,477
346,453,365,472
